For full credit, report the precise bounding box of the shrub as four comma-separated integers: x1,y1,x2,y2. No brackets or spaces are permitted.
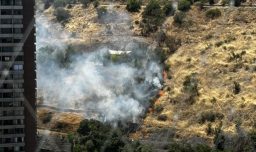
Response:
141,0,164,35
198,111,224,124
41,112,52,124
154,104,164,113
234,0,241,6
157,114,168,121
233,81,241,94
79,0,90,7
173,11,186,25
249,130,256,149
163,1,175,16
143,0,162,16
126,0,141,12
77,119,110,136
178,0,191,11
93,0,99,8
209,0,214,5
54,7,70,22
183,73,199,96
53,0,68,7
205,8,221,19
165,35,182,53
213,122,225,150
97,6,107,19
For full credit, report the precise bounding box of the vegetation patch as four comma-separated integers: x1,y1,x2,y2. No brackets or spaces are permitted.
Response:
140,0,165,35
178,0,191,12
54,7,70,22
205,8,221,19
198,110,224,124
126,0,141,12
69,119,153,152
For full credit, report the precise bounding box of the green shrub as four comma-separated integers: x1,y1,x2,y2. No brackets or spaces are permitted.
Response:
198,110,224,124
209,0,214,5
52,0,76,7
41,112,52,124
165,35,182,53
157,114,168,121
79,0,90,7
143,0,162,16
183,73,199,96
173,11,186,25
249,130,256,149
53,0,68,7
126,0,141,12
163,1,175,16
97,6,107,19
234,0,241,6
77,119,110,136
233,81,241,94
178,0,191,11
93,0,99,8
213,122,225,150
215,41,224,47
141,0,164,35
205,8,221,19
54,7,70,22
154,104,164,113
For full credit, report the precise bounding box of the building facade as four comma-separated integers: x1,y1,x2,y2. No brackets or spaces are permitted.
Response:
0,0,36,152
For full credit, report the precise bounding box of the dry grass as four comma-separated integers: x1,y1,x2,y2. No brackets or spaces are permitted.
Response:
132,7,256,145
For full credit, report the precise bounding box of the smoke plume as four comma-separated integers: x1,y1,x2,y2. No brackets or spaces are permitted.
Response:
36,7,162,122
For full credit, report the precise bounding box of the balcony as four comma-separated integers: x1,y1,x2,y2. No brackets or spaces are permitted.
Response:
0,15,23,19
0,116,24,120
0,5,23,9
0,33,23,37
0,134,25,138
0,142,25,148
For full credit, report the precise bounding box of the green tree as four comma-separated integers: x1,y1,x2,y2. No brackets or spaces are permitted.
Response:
126,0,141,12
163,1,175,16
178,0,191,11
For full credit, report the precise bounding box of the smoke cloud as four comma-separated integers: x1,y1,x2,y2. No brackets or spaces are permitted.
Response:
36,8,162,122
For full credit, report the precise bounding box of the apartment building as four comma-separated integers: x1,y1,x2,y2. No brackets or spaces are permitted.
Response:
0,0,36,152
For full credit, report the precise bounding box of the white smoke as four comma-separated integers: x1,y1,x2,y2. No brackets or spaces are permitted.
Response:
36,9,162,122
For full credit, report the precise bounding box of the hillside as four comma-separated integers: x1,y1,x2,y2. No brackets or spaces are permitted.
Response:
37,0,256,151
131,6,256,148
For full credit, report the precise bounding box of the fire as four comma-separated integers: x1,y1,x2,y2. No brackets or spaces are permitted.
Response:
163,70,168,80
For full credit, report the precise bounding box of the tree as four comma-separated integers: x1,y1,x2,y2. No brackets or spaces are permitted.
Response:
126,0,141,12
163,1,175,16
54,7,70,22
178,0,191,11
234,0,241,6
141,0,165,34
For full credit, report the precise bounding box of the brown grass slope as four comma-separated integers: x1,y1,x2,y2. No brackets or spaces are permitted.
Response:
132,6,256,146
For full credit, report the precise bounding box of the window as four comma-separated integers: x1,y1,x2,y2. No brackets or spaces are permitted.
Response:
13,73,23,79
1,47,14,52
1,38,12,43
2,56,11,61
1,9,12,15
14,0,22,5
13,39,21,43
13,83,23,89
0,19,12,24
1,28,12,34
13,92,22,98
15,56,23,61
13,64,23,71
13,28,22,34
13,19,22,24
13,10,22,15
1,0,13,5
